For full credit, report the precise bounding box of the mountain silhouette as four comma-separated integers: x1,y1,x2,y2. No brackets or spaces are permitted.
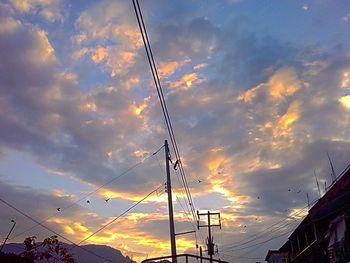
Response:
2,243,134,263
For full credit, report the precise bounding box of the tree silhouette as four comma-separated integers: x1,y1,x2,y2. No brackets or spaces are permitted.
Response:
23,236,75,263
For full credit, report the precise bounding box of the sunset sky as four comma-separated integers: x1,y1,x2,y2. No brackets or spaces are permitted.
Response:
1,0,350,262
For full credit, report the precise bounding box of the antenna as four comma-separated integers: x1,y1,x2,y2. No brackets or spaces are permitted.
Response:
306,192,310,210
314,169,321,197
326,151,336,183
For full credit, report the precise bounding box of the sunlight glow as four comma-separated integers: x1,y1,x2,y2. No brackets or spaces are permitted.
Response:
339,95,350,110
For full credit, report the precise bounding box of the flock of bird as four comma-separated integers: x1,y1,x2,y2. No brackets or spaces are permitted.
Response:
56,197,111,211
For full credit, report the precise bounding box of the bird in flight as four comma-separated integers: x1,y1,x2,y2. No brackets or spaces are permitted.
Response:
87,200,90,204
105,198,110,202
57,208,61,211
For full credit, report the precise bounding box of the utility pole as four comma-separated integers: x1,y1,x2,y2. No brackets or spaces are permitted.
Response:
165,140,177,263
0,220,16,252
197,211,221,263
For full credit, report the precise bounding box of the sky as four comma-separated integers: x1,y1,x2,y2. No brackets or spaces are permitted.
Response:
0,0,350,262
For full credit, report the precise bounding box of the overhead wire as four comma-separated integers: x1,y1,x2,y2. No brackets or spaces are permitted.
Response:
221,196,319,250
173,168,206,248
132,0,198,227
228,228,295,252
1,183,166,262
241,197,350,255
71,183,166,248
155,151,205,249
221,205,309,250
9,144,164,242
0,197,114,263
222,187,350,252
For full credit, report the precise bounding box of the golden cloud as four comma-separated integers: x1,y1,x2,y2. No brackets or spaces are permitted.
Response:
339,95,350,110
47,211,196,263
99,189,168,204
341,71,350,88
91,47,108,64
206,155,249,208
271,101,301,149
83,102,97,112
236,84,263,103
159,59,190,78
274,101,301,135
109,50,136,77
268,68,301,102
237,68,302,104
37,30,56,63
171,73,202,89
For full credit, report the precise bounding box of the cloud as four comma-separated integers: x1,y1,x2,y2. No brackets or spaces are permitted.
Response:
339,95,350,110
91,47,108,64
0,179,89,242
2,1,350,261
9,0,65,22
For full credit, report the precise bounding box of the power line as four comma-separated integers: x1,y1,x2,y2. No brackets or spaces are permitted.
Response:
10,144,164,242
156,149,206,250
222,187,350,253
0,197,113,263
173,169,206,248
74,183,166,247
221,206,308,251
132,0,198,227
221,199,316,250
225,163,350,250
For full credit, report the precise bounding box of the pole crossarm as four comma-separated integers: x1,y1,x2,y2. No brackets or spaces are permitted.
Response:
175,230,196,236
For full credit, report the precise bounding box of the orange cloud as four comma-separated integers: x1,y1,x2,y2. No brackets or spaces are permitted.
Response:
113,26,143,49
109,50,136,77
37,30,56,63
271,101,301,149
71,48,89,61
193,63,208,70
159,59,190,78
206,155,249,208
171,73,202,89
237,68,302,104
159,61,183,78
47,210,197,263
83,102,97,112
236,84,263,103
91,47,108,64
99,189,167,204
274,101,301,135
268,68,301,101
341,71,350,88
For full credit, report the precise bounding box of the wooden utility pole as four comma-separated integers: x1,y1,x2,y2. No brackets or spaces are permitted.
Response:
197,211,221,263
165,140,177,263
